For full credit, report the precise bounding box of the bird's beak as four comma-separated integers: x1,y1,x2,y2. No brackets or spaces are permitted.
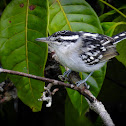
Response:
35,37,49,43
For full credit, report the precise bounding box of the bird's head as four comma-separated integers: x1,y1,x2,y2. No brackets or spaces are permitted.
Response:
36,30,80,48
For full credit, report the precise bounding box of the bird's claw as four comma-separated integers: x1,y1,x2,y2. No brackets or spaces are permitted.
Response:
58,75,68,81
76,80,90,89
58,69,72,81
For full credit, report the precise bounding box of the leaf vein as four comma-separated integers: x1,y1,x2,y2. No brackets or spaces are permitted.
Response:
5,44,25,63
1,21,25,32
1,11,26,22
28,28,44,35
28,13,44,20
49,10,61,23
28,41,44,50
25,0,36,102
56,0,72,31
1,31,25,50
28,51,42,59
11,59,26,70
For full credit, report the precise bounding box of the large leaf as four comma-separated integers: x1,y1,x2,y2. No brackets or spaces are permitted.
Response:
49,0,103,33
49,0,105,125
0,0,48,111
99,5,126,22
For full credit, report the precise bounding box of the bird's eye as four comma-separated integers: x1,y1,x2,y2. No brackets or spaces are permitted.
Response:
58,39,62,42
56,30,67,35
60,30,67,34
51,30,68,37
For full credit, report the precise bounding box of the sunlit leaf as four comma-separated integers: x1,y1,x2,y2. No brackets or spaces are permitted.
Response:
0,0,48,111
101,21,126,36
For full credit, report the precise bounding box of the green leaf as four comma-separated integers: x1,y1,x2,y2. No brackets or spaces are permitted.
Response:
101,21,126,36
99,5,126,22
0,0,48,111
49,0,105,124
49,0,103,34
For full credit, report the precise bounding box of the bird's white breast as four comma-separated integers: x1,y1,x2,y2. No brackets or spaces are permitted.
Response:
55,45,106,72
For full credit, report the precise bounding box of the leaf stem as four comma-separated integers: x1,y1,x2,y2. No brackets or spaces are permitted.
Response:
99,0,126,18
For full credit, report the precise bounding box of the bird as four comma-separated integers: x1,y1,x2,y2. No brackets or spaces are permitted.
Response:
36,30,126,87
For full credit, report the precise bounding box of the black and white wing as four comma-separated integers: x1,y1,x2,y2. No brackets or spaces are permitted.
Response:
79,32,118,65
112,31,126,44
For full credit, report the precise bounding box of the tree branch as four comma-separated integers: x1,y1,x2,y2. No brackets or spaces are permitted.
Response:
68,71,115,126
0,68,115,126
0,68,94,102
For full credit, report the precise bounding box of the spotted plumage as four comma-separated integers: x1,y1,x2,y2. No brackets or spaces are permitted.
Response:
36,30,126,72
79,32,117,65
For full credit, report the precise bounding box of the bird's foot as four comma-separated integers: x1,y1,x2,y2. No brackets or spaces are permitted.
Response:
75,71,94,89
75,80,90,89
58,69,72,81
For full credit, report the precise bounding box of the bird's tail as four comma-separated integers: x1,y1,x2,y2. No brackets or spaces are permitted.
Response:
112,31,126,44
